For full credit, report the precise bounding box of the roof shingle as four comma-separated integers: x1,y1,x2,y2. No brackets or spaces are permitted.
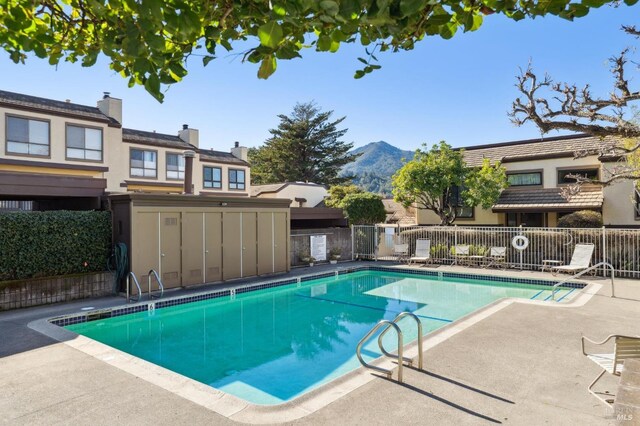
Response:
492,188,603,212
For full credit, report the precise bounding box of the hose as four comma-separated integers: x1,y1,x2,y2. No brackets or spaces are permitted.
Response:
107,242,128,294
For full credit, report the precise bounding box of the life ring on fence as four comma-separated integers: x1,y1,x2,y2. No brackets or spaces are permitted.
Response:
511,235,530,251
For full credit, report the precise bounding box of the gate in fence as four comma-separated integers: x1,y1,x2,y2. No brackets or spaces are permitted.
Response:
352,224,640,278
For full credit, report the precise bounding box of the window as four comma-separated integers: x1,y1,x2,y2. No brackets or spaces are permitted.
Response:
449,186,473,218
130,149,157,178
66,125,102,161
6,116,49,156
507,171,542,186
557,168,599,184
166,152,185,180
229,169,246,190
203,166,222,189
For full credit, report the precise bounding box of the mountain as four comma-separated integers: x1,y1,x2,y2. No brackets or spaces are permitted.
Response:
341,141,415,196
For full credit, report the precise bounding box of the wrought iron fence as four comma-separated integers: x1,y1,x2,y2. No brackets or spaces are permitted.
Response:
352,224,640,278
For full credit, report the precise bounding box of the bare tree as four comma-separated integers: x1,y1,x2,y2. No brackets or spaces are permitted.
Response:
509,25,640,187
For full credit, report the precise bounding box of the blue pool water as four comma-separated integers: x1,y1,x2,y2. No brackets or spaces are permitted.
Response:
66,270,574,405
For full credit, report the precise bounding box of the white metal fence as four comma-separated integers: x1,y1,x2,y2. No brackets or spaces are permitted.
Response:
352,225,640,278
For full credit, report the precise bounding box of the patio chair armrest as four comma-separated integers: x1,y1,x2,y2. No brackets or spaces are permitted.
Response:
581,334,640,355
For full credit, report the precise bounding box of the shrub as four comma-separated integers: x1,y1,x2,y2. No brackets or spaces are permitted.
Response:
341,192,386,225
557,210,603,228
0,211,111,281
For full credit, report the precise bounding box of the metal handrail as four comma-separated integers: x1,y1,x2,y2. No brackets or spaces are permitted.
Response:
356,320,404,382
378,312,423,370
126,272,142,303
551,261,615,300
147,269,165,299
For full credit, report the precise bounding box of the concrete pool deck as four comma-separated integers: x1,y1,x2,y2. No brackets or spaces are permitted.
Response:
1,262,639,425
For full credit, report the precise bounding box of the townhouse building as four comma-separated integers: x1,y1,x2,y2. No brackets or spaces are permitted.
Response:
417,134,638,227
0,90,250,209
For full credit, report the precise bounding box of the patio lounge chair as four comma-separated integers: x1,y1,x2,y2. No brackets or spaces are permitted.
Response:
484,247,507,269
581,334,640,406
393,243,409,262
549,243,595,275
452,244,470,266
409,239,431,266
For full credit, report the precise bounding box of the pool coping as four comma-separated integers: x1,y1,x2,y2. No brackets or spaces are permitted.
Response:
28,266,600,424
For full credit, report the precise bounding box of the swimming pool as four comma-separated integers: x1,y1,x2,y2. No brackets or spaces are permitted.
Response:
60,267,582,405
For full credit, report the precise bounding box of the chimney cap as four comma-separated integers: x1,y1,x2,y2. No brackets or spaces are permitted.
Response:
234,141,240,148
103,92,110,99
182,124,189,130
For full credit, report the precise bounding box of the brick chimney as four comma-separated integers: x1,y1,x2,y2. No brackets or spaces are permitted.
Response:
97,92,122,124
178,124,199,148
231,141,248,162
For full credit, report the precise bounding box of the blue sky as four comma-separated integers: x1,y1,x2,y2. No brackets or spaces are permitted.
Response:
2,5,636,152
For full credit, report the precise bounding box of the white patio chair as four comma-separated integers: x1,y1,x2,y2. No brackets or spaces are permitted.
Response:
581,334,640,406
549,243,595,275
484,247,507,269
393,243,409,262
409,239,431,266
452,244,470,266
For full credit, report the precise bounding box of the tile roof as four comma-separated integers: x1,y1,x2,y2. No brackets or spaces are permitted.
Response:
462,134,613,167
492,188,603,212
122,128,194,149
251,183,286,196
0,90,120,126
199,149,249,166
382,199,416,225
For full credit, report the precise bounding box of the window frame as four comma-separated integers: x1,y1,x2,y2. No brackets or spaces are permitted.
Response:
506,169,543,187
5,114,51,159
65,123,104,163
129,147,158,179
165,152,185,181
228,168,246,191
449,185,474,219
556,166,600,185
203,165,222,189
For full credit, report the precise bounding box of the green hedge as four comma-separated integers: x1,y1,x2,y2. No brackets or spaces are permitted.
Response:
0,211,111,281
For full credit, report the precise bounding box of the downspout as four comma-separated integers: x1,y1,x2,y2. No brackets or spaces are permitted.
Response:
183,150,196,194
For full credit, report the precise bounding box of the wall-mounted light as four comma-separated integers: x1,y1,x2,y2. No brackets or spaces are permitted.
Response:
220,202,228,207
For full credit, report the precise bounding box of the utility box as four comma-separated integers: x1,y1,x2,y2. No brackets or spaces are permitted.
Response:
109,193,291,293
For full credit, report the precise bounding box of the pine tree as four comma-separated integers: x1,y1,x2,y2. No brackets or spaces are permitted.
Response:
249,102,359,185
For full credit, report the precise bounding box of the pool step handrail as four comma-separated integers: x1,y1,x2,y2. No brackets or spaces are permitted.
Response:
147,269,165,300
126,272,142,303
378,312,423,370
551,261,615,300
356,320,404,382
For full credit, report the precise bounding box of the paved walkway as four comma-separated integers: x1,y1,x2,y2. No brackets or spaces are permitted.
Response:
1,263,639,425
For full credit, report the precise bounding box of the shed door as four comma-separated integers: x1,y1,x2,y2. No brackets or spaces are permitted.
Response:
257,213,273,275
223,212,242,280
242,212,257,277
160,212,181,289
182,212,204,286
274,212,288,273
205,212,222,283
133,212,159,295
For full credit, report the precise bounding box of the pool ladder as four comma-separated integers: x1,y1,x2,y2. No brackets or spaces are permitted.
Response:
126,270,164,303
356,312,423,383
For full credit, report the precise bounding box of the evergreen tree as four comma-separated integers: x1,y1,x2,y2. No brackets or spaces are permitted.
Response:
250,102,359,185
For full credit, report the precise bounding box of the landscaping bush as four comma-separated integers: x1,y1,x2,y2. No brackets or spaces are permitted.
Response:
557,210,603,228
0,210,111,281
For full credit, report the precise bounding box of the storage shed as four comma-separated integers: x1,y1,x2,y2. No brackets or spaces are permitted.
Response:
109,193,291,292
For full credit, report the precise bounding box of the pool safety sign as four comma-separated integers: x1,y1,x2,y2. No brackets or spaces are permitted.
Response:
310,235,327,261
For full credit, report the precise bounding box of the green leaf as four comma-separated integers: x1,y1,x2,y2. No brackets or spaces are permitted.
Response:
317,35,332,51
272,4,286,16
144,73,162,101
581,0,607,6
258,21,284,49
258,55,277,79
319,0,340,16
400,0,427,17
624,0,638,5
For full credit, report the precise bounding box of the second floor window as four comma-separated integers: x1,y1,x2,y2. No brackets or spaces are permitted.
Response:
130,149,157,178
449,186,473,218
203,166,222,189
166,153,185,180
557,168,599,184
507,172,542,186
6,116,50,156
229,169,246,190
66,125,103,161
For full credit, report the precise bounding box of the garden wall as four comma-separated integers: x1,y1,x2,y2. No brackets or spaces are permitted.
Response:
290,228,352,267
